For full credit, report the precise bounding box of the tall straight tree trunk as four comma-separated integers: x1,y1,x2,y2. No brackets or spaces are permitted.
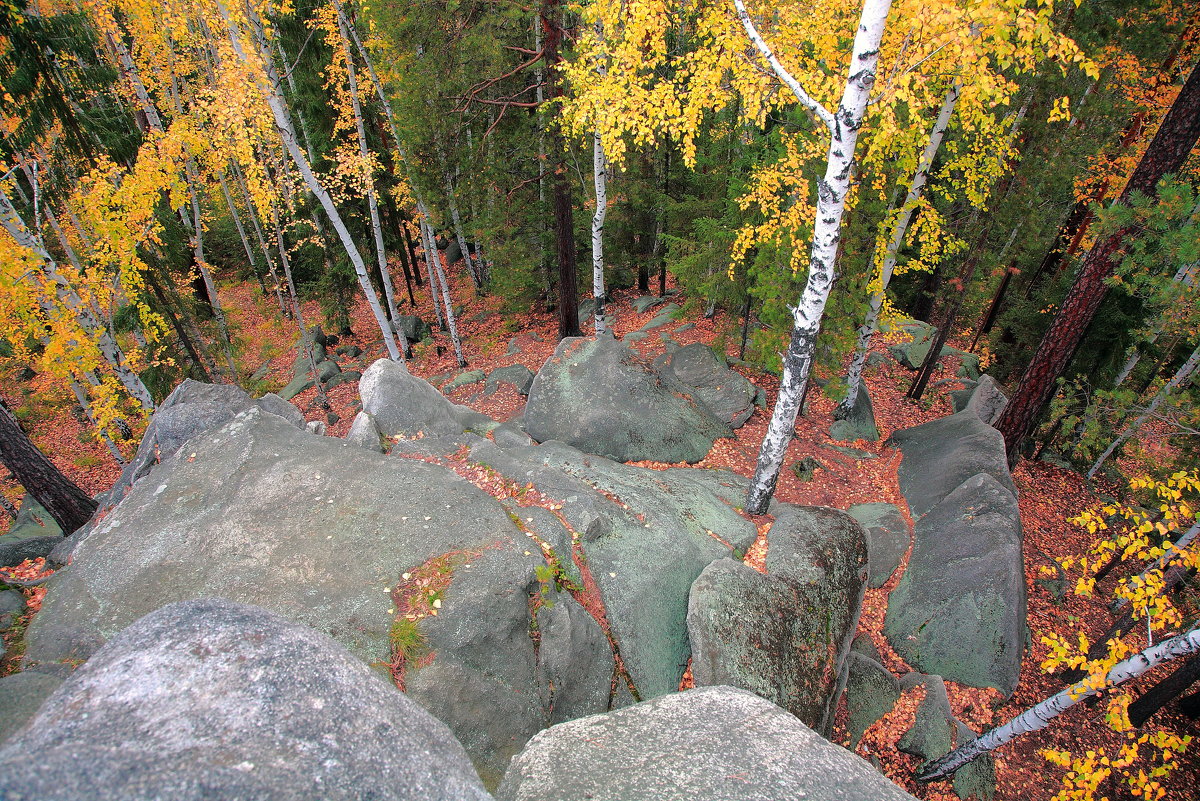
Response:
217,169,262,288
658,146,670,296
839,80,960,417
417,210,447,331
591,131,610,336
445,174,482,288
335,6,406,359
542,0,581,339
742,0,893,514
68,376,126,465
271,204,330,410
187,167,238,378
1087,343,1200,479
0,401,97,534
995,62,1200,463
220,3,401,361
231,161,287,315
428,237,466,367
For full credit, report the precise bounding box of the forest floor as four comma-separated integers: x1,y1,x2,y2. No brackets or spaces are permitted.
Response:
1,259,1196,801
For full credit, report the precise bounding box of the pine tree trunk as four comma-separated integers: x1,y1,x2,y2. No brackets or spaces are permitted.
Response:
742,0,893,514
995,62,1200,464
0,401,97,534
1128,654,1200,728
542,0,581,340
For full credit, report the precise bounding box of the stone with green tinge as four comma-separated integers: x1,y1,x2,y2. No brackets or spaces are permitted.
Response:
845,652,900,748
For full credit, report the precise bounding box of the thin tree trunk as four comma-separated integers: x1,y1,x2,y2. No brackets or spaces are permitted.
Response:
591,131,609,336
145,266,211,382
0,186,156,410
917,627,1200,783
217,170,262,289
1112,260,1197,387
335,5,406,360
969,265,1018,350
658,146,670,297
220,3,401,361
995,62,1200,464
418,211,446,331
742,0,893,514
542,0,581,340
188,168,238,378
1088,344,1200,478
1128,655,1200,728
429,240,466,367
908,214,991,401
0,400,97,533
231,161,287,315
68,376,126,465
270,203,330,410
840,80,960,417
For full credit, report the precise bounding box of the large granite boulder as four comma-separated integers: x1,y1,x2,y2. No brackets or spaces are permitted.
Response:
686,505,868,735
655,343,757,428
88,380,305,517
844,652,901,748
889,410,1017,519
0,599,492,800
848,502,911,588
949,375,1008,426
524,337,730,464
359,358,497,439
884,474,1025,695
469,439,757,701
831,383,880,443
0,671,62,745
496,686,916,801
25,408,602,785
0,495,64,566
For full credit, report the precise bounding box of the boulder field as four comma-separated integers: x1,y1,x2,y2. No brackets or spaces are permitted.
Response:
1,338,1026,799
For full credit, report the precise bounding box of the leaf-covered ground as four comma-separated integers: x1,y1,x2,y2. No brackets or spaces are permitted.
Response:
1,261,1196,800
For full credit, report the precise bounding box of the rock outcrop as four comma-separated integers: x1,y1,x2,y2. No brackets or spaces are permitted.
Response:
496,686,917,801
0,599,492,801
523,337,730,463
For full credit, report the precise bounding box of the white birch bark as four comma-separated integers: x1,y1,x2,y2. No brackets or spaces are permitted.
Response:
839,79,959,417
428,230,466,367
417,205,447,331
270,203,329,408
231,162,287,315
68,375,126,464
336,7,406,359
445,173,481,288
219,3,401,361
217,170,256,273
187,169,238,377
0,186,155,410
591,131,610,336
917,626,1200,782
107,28,163,132
1088,342,1200,479
743,0,894,514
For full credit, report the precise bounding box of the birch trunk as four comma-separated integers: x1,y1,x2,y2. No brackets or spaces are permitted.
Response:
839,79,959,417
916,626,1200,783
188,168,238,378
418,210,446,331
591,131,609,336
336,7,406,359
217,170,258,279
742,0,893,514
0,187,155,411
428,235,466,367
68,376,126,464
1087,343,1200,479
231,163,287,315
445,174,482,288
220,4,401,361
270,204,330,409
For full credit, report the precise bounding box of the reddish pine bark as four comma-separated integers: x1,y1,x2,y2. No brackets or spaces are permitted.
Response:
0,402,96,534
995,61,1200,462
